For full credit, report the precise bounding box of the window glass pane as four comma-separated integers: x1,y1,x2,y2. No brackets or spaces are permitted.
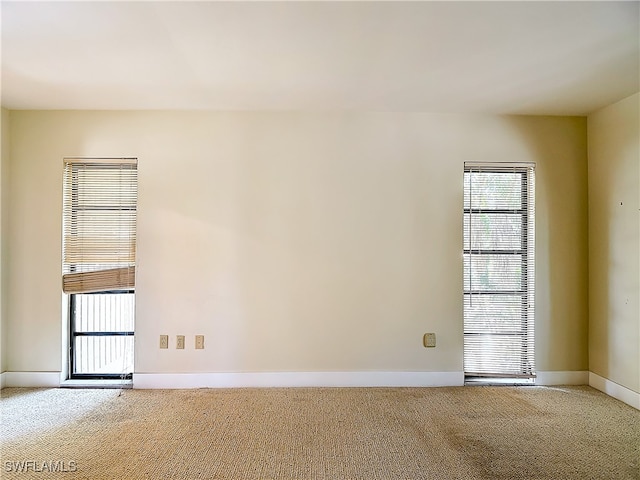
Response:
74,166,137,208
72,293,135,332
463,294,524,333
464,335,532,375
74,210,136,228
463,254,522,291
463,213,522,250
464,172,522,210
74,335,133,375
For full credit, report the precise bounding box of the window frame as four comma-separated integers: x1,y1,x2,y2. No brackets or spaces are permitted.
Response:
463,163,535,381
62,158,137,380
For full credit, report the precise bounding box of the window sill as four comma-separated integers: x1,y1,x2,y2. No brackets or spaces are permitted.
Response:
60,379,132,389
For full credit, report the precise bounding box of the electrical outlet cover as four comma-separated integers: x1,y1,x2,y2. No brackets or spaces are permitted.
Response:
423,333,436,348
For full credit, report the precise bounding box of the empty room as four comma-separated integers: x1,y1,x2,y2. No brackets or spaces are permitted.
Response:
1,1,639,479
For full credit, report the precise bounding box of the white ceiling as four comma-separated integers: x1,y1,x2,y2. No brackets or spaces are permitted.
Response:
1,1,638,115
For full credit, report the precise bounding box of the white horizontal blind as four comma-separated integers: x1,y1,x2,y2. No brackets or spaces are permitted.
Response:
62,159,137,294
463,163,535,379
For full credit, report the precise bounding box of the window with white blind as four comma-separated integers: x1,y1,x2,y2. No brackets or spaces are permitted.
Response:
62,158,137,379
463,163,535,381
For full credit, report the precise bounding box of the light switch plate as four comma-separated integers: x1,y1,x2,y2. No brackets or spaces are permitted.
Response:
195,335,205,350
176,335,185,349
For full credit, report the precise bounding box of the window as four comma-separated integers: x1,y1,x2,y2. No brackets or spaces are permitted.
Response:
62,158,137,379
463,163,535,381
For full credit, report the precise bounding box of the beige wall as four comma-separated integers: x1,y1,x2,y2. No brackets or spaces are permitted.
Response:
6,111,587,376
1,108,10,374
588,93,640,393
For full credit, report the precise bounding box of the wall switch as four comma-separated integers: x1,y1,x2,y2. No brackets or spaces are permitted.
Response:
423,333,436,348
176,335,185,349
160,335,169,349
195,335,205,350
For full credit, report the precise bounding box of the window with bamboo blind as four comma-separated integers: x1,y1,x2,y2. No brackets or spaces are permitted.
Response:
463,162,535,381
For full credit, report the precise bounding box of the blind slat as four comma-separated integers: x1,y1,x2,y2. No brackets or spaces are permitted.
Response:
62,160,138,294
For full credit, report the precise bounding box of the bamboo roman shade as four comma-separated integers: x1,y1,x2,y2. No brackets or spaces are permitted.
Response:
463,162,535,379
62,158,138,294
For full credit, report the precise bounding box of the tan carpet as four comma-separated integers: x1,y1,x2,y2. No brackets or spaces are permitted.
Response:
1,386,638,479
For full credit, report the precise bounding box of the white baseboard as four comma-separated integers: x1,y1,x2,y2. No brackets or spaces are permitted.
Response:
133,371,465,389
535,371,589,386
0,372,5,389
4,372,61,388
589,372,640,410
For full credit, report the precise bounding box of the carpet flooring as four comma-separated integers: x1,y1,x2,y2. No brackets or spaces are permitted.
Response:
1,386,638,479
